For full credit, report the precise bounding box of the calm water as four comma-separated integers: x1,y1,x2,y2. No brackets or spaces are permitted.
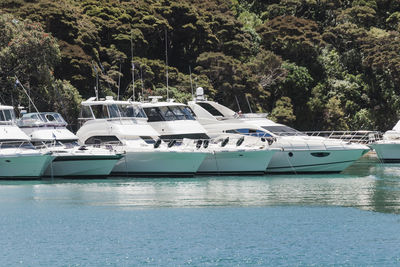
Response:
1,155,400,266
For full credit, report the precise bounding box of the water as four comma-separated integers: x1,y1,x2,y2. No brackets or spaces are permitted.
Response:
1,155,400,266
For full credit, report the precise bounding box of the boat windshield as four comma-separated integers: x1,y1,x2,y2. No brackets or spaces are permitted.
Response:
18,112,67,127
121,104,146,118
0,109,16,124
261,125,305,136
143,106,196,122
0,141,35,149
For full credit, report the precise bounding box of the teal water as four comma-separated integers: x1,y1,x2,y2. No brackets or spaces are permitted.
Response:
1,156,400,266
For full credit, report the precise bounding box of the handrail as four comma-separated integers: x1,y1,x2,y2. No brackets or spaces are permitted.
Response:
269,130,382,144
0,140,37,156
82,135,274,151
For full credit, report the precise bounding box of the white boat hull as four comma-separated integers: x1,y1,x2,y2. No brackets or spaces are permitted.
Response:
0,153,53,178
111,150,208,177
197,150,275,175
266,149,369,173
43,154,123,177
370,142,400,162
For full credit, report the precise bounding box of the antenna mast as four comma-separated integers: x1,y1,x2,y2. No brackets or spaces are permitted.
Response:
189,65,193,98
92,62,99,100
130,32,135,101
234,95,241,112
117,63,121,101
131,62,135,101
140,65,144,101
165,28,169,100
15,77,40,113
245,95,253,113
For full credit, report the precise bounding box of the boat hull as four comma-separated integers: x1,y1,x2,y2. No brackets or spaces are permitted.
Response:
111,150,208,177
0,153,53,179
370,143,400,163
266,149,369,173
43,154,123,177
197,150,275,175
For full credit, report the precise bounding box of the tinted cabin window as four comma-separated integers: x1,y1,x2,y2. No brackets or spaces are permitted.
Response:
85,135,120,144
169,106,186,120
144,107,165,122
118,105,146,118
159,106,175,121
181,106,196,120
0,111,5,121
225,128,271,137
45,114,57,122
197,103,224,117
129,105,146,118
80,106,93,118
108,104,121,118
52,113,65,123
3,109,15,121
91,105,109,119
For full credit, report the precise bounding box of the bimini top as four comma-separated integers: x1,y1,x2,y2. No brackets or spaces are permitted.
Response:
79,96,146,120
18,112,67,128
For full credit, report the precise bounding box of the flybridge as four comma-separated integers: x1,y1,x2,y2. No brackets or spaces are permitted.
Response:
79,96,147,121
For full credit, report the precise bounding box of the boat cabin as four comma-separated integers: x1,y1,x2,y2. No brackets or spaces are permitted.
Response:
79,97,146,124
0,105,17,124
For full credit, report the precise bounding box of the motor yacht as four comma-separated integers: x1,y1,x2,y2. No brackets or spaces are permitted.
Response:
140,98,277,175
0,104,53,178
187,88,370,173
75,96,208,176
18,112,123,177
369,120,400,162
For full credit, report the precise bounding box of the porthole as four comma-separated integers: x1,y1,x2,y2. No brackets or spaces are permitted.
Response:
311,152,330,157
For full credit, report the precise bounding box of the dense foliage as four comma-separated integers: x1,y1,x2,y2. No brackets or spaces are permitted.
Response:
1,0,400,130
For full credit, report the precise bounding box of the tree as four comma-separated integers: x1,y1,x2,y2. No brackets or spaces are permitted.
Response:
257,15,324,76
0,13,61,111
270,96,296,125
324,96,348,130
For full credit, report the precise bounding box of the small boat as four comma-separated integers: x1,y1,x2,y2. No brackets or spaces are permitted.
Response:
0,104,53,179
370,121,400,162
140,98,277,175
188,87,370,173
18,112,123,178
76,96,208,177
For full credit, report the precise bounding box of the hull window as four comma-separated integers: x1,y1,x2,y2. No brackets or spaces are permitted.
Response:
311,152,330,157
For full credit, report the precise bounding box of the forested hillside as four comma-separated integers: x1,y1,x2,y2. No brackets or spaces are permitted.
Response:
1,0,400,131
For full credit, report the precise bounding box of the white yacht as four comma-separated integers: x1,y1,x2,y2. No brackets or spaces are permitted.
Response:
75,97,208,176
140,98,277,175
0,104,53,178
18,112,123,177
370,121,400,162
188,88,370,173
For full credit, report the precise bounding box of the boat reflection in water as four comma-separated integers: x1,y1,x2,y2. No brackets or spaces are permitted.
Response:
4,154,398,214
